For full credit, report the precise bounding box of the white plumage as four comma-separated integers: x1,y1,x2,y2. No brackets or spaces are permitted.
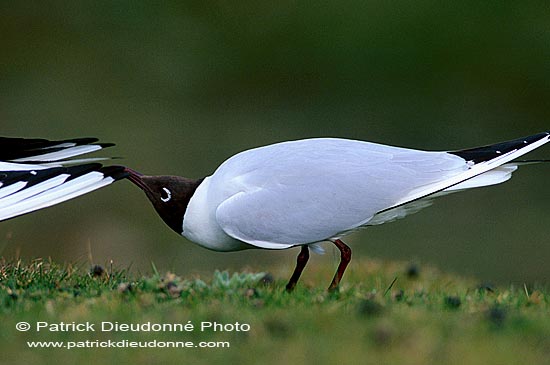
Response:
10,144,103,162
182,134,549,251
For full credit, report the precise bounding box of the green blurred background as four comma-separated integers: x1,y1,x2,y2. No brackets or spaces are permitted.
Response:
0,1,548,283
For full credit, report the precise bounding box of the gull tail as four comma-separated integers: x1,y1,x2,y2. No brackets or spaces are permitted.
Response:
391,131,550,206
0,136,127,221
445,132,550,191
370,131,550,225
449,132,550,164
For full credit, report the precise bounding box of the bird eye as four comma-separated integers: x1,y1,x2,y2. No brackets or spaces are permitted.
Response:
160,187,172,202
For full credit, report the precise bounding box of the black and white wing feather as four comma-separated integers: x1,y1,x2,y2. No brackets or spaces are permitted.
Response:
367,131,550,225
0,137,127,221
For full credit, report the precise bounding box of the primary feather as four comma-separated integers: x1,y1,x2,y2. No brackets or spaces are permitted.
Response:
0,137,126,221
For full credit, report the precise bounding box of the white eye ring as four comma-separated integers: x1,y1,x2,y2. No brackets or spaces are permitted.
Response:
161,187,172,202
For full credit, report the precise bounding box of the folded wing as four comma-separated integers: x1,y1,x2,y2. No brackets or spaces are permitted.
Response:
214,138,467,248
214,133,549,249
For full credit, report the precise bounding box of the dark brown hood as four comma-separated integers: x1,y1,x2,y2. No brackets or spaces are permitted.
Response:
125,168,203,234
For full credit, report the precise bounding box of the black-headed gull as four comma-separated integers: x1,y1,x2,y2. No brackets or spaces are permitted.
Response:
1,132,548,291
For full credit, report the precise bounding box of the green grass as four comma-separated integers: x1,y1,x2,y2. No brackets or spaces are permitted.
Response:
1,258,550,365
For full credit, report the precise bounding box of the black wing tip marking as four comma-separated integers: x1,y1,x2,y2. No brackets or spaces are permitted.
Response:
0,136,103,148
100,165,130,181
0,136,115,161
97,142,116,148
449,131,550,164
0,164,129,190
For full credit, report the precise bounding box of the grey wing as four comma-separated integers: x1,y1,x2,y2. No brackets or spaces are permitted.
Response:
214,140,467,249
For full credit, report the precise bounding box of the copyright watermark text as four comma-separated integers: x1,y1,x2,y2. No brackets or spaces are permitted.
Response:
16,321,250,333
16,320,248,350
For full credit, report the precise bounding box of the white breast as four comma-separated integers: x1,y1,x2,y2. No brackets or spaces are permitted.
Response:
182,176,252,251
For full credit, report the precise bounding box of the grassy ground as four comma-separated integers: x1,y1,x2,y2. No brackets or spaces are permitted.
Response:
1,258,550,365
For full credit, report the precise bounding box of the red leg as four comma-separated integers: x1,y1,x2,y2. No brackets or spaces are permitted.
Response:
328,239,352,291
285,245,310,292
